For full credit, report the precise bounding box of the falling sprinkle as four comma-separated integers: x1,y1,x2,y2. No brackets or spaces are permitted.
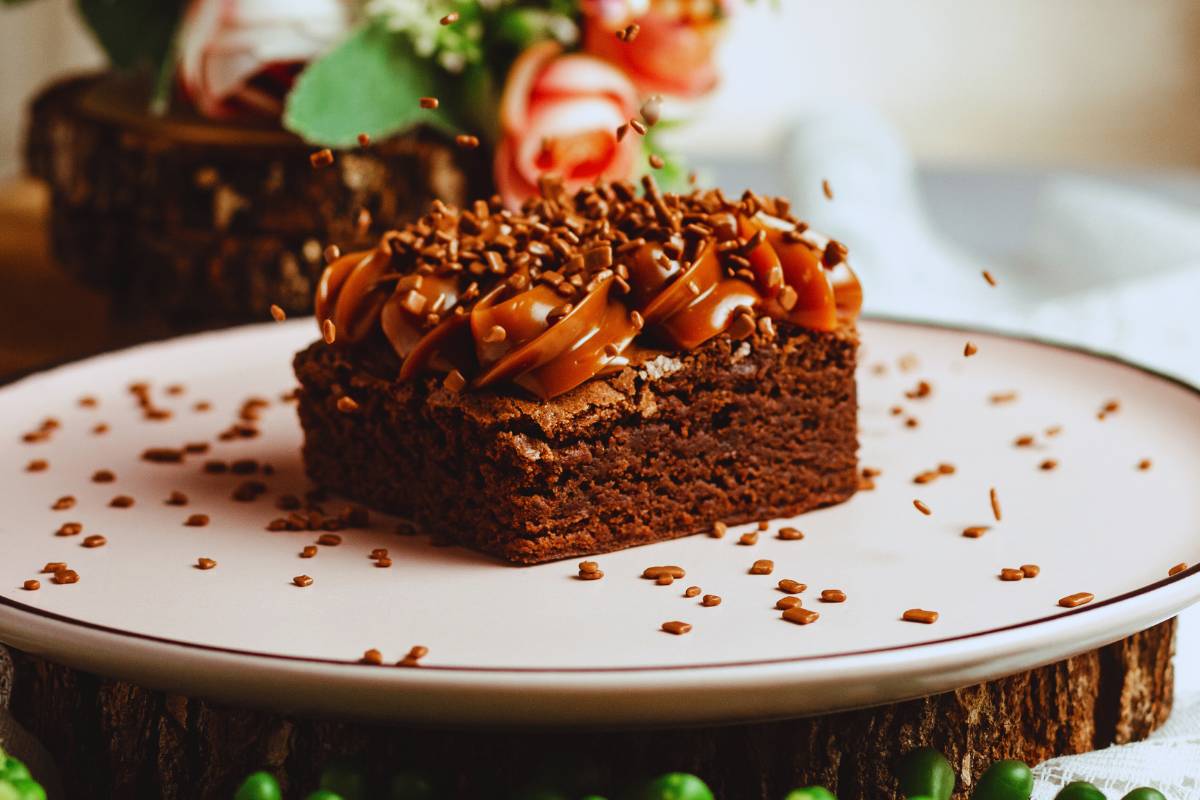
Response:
309,149,334,169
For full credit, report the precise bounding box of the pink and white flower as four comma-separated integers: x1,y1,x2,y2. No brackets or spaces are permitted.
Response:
178,0,350,118
494,41,641,208
579,0,651,28
582,0,727,98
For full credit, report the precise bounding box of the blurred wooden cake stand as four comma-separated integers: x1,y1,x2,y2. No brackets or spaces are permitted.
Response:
24,72,489,331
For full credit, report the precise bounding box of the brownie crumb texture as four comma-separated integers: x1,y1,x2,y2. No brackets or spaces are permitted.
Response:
294,321,858,564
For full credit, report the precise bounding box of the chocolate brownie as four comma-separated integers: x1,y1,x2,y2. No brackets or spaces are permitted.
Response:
293,176,862,564
295,320,857,564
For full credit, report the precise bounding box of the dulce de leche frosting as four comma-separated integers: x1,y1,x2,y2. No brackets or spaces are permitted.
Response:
315,176,861,400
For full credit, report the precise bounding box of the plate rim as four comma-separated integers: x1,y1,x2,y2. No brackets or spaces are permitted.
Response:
1,315,1198,720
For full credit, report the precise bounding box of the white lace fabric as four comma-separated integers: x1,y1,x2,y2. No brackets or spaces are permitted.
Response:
1031,694,1200,798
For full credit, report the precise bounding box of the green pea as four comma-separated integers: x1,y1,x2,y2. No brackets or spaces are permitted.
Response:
233,771,282,800
306,792,344,800
388,770,437,800
1054,782,1106,800
0,761,30,784
783,788,838,800
630,772,714,800
319,759,368,800
7,780,46,800
1120,790,1167,800
970,760,1033,800
581,796,609,800
0,782,17,800
897,748,955,800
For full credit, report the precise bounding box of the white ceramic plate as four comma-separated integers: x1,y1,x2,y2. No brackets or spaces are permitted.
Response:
0,318,1198,727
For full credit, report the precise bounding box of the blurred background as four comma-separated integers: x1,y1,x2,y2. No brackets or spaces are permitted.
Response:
1,0,1199,382
5,0,1200,172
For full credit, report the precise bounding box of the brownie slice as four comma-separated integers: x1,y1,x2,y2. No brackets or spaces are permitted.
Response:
294,320,857,565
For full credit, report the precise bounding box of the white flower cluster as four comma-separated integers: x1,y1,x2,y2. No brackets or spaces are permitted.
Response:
363,0,492,72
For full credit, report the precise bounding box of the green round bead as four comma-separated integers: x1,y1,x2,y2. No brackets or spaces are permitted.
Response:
387,770,436,800
0,762,30,784
233,771,282,800
783,788,838,800
631,773,714,800
306,792,344,800
1054,781,1106,800
319,759,368,800
897,748,956,800
970,760,1034,800
8,779,46,800
1120,789,1167,800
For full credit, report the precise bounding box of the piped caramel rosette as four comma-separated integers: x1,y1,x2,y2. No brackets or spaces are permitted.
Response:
313,178,861,400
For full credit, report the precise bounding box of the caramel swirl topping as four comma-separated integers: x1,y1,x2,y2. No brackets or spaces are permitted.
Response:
315,176,861,399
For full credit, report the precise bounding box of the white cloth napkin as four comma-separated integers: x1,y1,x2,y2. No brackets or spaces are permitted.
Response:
782,106,1200,798
781,107,1200,387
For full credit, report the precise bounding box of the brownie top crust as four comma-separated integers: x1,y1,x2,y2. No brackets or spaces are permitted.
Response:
342,320,859,439
314,175,862,400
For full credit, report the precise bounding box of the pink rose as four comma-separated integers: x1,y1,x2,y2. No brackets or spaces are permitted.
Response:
495,41,641,209
583,0,727,98
177,0,350,119
579,0,650,27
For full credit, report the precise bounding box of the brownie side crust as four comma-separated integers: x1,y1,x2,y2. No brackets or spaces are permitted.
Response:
293,322,858,564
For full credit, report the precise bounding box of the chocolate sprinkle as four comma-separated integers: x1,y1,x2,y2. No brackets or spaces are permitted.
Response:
782,607,819,625
1058,592,1094,609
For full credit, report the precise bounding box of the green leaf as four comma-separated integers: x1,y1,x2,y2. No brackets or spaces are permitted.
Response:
284,21,461,148
75,0,185,71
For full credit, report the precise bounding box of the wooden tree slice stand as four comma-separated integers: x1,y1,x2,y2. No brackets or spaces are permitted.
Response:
24,73,490,332
3,619,1175,799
